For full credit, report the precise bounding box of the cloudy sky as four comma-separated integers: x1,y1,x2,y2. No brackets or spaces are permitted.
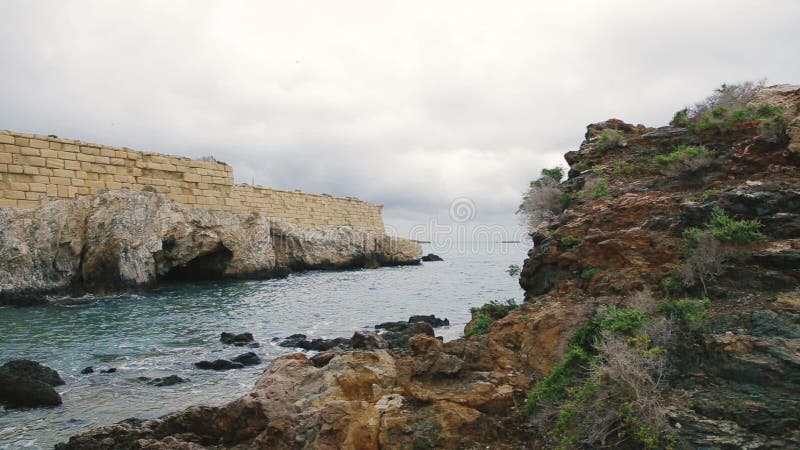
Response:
1,1,798,240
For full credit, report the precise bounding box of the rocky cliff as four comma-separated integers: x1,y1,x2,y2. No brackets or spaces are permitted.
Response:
0,190,421,306
56,84,800,449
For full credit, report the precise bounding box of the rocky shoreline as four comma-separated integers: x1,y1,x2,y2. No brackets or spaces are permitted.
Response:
0,190,422,306
4,84,800,449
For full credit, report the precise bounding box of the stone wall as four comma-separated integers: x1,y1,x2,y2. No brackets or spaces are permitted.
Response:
0,130,385,233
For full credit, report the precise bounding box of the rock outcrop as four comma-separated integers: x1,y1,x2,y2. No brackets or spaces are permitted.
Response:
0,190,421,305
57,85,800,448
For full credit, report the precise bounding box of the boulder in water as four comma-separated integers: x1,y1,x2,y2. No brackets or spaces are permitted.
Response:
194,359,245,371
421,253,444,262
231,352,261,366
408,314,450,327
0,359,64,408
220,332,255,346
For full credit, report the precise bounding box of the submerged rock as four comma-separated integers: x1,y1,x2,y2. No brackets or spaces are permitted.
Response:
220,332,255,346
80,366,94,374
100,367,116,374
0,190,422,306
194,359,245,371
0,360,64,408
139,375,188,387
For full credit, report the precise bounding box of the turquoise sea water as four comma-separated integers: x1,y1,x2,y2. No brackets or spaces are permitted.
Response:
0,242,528,449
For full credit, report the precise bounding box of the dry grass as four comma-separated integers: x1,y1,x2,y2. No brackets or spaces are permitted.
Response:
681,230,736,296
518,176,563,232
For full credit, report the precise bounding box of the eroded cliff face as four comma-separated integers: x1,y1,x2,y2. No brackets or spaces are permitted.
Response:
0,190,421,305
56,85,800,449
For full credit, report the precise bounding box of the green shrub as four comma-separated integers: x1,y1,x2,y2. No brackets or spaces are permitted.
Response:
558,192,578,208
572,162,589,172
581,267,602,280
541,166,565,182
685,207,764,246
506,264,520,277
613,163,634,176
658,298,710,330
470,298,518,319
596,129,624,153
464,312,494,337
560,235,582,248
592,178,609,198
661,277,683,296
671,108,690,127
526,345,591,412
465,299,520,337
684,96,785,137
654,145,710,165
599,305,649,335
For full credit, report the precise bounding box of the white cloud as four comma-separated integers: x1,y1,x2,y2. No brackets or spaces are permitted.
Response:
1,0,798,237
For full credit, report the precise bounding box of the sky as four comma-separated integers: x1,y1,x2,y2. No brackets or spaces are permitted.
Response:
1,1,799,241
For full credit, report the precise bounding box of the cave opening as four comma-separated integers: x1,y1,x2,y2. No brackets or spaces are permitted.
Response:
161,246,234,282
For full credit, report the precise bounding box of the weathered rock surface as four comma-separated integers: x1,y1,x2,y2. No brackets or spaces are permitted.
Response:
0,359,64,408
0,190,421,305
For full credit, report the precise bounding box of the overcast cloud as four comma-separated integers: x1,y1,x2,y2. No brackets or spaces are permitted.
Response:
1,1,799,239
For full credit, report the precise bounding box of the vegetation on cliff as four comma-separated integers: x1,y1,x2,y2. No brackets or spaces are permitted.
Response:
517,82,800,448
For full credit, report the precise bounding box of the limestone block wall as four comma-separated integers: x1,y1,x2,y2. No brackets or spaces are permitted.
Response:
0,130,385,234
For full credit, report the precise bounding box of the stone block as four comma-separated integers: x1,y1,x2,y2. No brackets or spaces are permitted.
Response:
64,160,81,170
81,146,100,156
29,139,50,149
6,190,26,200
29,183,46,193
62,144,79,152
46,185,58,196
76,153,94,162
100,148,116,157
0,198,17,207
183,173,201,182
46,158,65,169
52,169,74,178
50,177,70,186
17,200,40,209
22,166,39,175
14,137,30,147
20,147,41,156
0,153,11,164
26,191,44,200
95,156,110,164
40,149,58,159
49,142,61,150
57,185,71,197
86,180,106,189
71,178,85,187
0,135,15,144
1,144,21,156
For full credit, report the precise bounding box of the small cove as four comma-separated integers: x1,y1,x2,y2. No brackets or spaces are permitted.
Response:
0,242,527,449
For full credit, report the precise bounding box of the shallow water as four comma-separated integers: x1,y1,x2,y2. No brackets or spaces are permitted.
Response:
0,242,527,449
